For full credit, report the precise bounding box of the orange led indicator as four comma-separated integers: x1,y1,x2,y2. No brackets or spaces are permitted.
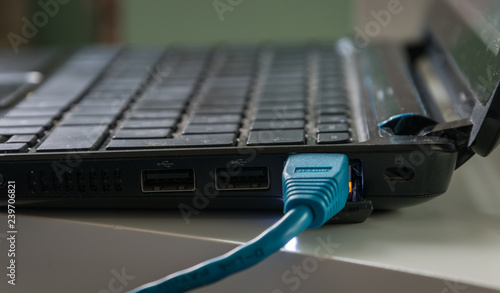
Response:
349,181,352,194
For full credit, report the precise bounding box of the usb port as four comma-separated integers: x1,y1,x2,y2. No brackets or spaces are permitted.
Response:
141,169,195,192
215,167,270,190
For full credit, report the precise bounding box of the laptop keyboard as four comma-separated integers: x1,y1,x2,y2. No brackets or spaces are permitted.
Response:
0,45,353,153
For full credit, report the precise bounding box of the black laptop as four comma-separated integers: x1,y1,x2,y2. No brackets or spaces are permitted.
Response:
1,0,499,224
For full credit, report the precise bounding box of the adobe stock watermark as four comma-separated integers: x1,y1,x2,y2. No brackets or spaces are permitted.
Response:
384,103,474,193
271,235,340,293
7,0,71,54
178,148,260,224
353,0,412,49
383,84,483,193
178,105,297,224
50,63,168,184
178,52,308,223
97,267,135,293
213,0,244,22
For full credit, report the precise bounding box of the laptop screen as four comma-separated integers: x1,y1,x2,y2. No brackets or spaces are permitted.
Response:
429,0,500,105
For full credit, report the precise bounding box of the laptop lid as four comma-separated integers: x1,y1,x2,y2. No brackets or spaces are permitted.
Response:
427,0,500,157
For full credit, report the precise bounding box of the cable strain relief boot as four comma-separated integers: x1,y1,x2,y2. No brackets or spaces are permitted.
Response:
282,153,350,229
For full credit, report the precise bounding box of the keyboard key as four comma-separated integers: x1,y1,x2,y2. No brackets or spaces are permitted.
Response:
7,135,38,145
189,114,240,124
121,119,176,129
107,133,235,149
0,117,53,128
129,110,180,119
247,129,304,146
198,98,246,107
193,105,244,114
71,105,125,116
178,134,235,146
135,99,186,109
253,110,304,121
318,100,348,107
251,119,304,130
163,79,197,86
20,48,119,117
258,101,304,110
148,85,192,93
5,108,62,118
259,94,305,102
113,128,171,139
0,127,44,136
37,125,108,151
265,71,305,79
94,81,140,91
15,98,72,108
317,132,351,144
183,124,239,134
142,95,191,103
84,91,134,101
133,103,184,111
78,96,130,106
60,115,115,126
262,85,304,93
319,106,348,115
142,91,191,101
0,143,28,153
203,89,248,98
318,123,349,133
210,76,252,86
318,115,348,124
256,105,305,113
264,77,304,86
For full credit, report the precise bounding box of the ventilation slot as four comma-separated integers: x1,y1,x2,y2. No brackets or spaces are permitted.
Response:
64,171,73,194
28,171,36,195
52,172,61,193
102,169,110,192
77,171,86,192
40,171,50,194
28,168,123,196
114,169,123,192
89,169,98,192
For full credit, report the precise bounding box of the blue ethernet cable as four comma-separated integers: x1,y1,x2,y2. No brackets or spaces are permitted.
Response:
128,153,350,293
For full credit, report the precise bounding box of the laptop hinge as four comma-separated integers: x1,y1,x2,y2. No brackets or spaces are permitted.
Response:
406,36,480,168
421,119,474,168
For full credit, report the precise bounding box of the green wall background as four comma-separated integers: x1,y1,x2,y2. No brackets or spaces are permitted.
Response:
121,0,353,46
30,0,353,46
33,0,94,46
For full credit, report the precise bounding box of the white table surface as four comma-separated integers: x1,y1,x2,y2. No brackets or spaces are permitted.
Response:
1,149,500,293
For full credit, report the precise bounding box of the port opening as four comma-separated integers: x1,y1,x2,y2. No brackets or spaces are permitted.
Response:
215,167,270,190
141,169,195,192
328,159,372,224
348,160,363,202
383,167,414,181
